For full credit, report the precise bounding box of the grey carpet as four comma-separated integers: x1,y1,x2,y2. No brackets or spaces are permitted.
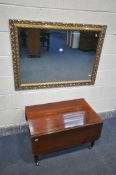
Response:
0,117,116,175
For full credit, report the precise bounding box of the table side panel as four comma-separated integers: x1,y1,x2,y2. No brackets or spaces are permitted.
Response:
31,123,103,155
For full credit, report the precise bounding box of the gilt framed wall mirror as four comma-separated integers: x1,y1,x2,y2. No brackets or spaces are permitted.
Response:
9,20,107,90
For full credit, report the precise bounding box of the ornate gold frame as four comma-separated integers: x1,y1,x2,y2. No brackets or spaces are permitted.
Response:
9,19,107,90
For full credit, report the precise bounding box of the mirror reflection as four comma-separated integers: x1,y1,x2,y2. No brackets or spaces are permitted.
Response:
9,20,107,89
18,28,99,84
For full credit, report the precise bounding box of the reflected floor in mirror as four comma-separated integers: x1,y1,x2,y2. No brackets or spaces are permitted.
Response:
20,30,96,83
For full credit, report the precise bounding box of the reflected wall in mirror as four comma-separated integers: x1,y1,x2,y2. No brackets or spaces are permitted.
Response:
9,20,107,90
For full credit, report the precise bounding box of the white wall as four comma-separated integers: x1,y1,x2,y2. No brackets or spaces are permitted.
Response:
0,0,116,127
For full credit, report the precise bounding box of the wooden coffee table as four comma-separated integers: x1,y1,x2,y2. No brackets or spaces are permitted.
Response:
25,98,103,165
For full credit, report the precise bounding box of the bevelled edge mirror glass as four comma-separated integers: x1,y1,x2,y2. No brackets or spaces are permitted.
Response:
9,19,107,90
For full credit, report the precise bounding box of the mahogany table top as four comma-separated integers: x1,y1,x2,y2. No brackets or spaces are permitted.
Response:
25,98,103,137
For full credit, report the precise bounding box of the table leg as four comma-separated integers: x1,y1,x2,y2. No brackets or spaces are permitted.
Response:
34,155,39,166
89,141,95,149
